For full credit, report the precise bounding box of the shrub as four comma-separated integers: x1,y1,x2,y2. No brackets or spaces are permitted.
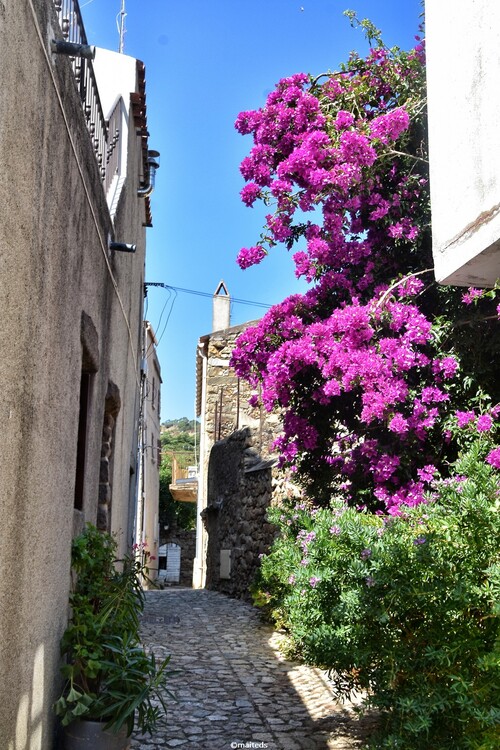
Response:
54,525,172,736
257,443,500,748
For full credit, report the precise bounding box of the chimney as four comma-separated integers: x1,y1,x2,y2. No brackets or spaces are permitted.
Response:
212,281,230,331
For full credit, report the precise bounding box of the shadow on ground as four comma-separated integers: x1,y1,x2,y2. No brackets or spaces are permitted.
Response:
131,588,377,750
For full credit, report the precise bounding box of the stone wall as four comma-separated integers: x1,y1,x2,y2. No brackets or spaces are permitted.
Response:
195,319,284,590
203,324,282,458
203,429,278,601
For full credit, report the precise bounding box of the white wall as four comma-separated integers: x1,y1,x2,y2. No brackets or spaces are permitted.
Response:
427,0,500,286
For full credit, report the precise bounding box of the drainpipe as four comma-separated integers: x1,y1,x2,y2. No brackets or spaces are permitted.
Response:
134,327,148,557
137,150,160,198
193,341,208,589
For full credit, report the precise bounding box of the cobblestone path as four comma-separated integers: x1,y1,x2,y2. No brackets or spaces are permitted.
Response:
131,588,376,750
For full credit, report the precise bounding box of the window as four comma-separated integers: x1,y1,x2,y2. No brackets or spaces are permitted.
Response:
74,372,92,511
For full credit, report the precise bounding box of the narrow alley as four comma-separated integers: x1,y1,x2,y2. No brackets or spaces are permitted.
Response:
131,589,377,750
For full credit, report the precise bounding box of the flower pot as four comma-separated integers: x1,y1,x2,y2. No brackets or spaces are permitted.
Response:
62,720,130,750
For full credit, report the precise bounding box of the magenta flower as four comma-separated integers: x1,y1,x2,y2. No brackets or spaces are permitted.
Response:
231,42,474,518
455,410,476,428
397,276,424,298
486,447,500,469
417,464,436,483
369,108,410,144
435,356,458,379
389,414,409,434
462,287,484,305
476,414,493,432
309,576,320,588
240,182,261,207
335,110,355,129
388,222,404,239
236,245,266,269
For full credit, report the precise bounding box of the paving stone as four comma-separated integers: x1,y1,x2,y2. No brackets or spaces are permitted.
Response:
130,588,377,749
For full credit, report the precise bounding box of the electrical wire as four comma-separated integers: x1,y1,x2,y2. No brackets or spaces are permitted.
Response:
144,285,172,356
155,287,178,349
145,282,272,310
153,286,172,337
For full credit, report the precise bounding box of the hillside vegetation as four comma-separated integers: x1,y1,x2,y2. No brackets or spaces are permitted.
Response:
159,418,199,533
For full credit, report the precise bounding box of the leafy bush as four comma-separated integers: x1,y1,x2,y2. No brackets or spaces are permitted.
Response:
257,443,500,748
54,525,172,736
160,421,198,531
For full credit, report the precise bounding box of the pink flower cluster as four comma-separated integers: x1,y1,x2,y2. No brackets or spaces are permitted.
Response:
231,290,459,510
236,245,266,269
233,48,429,297
231,38,500,513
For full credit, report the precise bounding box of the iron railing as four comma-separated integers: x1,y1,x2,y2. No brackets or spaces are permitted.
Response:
53,0,120,185
104,98,122,195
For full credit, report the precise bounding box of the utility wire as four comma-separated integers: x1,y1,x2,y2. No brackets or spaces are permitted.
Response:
155,287,178,348
145,282,272,310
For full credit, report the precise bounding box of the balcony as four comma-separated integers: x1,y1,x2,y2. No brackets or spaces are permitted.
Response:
53,0,112,181
169,457,198,504
52,0,153,224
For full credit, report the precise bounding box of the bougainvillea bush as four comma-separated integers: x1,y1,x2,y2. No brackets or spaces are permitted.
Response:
257,441,500,748
231,14,500,511
232,12,500,749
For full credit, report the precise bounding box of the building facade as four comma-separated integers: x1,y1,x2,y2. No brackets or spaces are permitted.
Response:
0,1,158,745
136,321,162,580
193,284,281,589
427,0,500,285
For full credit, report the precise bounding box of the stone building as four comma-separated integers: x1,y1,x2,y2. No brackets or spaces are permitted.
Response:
0,1,159,745
193,284,282,592
202,428,277,600
135,321,162,580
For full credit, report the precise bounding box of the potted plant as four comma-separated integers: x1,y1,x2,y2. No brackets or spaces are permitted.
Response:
54,524,172,749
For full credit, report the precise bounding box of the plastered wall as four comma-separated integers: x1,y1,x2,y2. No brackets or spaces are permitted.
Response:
0,1,148,745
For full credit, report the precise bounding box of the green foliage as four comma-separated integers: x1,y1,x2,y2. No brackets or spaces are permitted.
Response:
159,460,196,531
160,418,200,443
54,525,173,736
257,443,500,749
159,418,198,531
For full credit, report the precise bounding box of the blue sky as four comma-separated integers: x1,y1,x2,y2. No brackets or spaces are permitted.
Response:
80,0,423,421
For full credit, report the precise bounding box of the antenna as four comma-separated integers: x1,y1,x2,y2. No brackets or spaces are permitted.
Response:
117,0,126,53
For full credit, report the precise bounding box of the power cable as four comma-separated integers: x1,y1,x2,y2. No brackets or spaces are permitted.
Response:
155,287,178,348
144,282,272,310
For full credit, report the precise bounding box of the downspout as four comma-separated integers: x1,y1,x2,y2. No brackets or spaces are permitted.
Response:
193,342,208,589
134,328,148,556
137,150,160,198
